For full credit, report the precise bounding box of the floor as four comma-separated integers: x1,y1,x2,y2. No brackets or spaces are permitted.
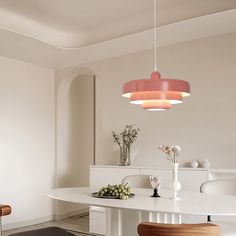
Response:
3,214,98,236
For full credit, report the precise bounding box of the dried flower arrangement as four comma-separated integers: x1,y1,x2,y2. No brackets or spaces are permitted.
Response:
159,145,181,164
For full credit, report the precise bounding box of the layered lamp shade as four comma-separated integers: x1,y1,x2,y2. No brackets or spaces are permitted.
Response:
122,71,191,111
122,0,191,111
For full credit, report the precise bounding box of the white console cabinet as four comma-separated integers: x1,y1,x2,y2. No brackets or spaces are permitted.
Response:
89,165,236,235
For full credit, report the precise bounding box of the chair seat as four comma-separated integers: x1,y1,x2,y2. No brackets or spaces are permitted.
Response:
137,222,221,236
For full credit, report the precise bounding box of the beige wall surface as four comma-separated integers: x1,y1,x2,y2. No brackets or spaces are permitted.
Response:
0,56,55,228
85,32,236,168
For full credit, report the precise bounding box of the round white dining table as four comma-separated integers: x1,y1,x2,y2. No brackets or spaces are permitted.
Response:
48,187,236,236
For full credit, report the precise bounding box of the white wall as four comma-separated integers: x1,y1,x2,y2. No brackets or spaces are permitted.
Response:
0,56,55,229
85,32,236,169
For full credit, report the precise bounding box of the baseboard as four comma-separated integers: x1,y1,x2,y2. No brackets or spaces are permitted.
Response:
54,207,89,221
3,216,54,231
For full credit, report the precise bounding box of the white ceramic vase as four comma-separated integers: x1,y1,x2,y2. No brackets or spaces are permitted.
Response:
171,163,181,200
202,158,210,168
191,160,198,168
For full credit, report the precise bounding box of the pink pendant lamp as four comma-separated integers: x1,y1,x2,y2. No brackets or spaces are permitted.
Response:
122,0,191,111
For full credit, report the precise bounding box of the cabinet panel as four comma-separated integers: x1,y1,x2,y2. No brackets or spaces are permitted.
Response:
179,171,208,192
208,172,236,181
90,167,140,188
89,209,106,235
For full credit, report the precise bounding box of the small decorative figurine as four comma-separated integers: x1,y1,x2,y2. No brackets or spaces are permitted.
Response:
150,176,161,198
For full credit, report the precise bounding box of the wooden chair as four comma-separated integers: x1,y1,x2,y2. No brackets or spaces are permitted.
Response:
137,222,221,236
0,204,11,236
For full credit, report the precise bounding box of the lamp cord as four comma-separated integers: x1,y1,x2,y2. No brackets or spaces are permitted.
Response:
154,0,157,71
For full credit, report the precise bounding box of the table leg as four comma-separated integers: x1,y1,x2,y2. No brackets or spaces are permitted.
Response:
106,208,111,235
106,209,182,235
148,212,182,224
163,213,168,223
137,211,142,223
178,214,182,224
148,212,154,222
171,213,175,223
106,208,122,236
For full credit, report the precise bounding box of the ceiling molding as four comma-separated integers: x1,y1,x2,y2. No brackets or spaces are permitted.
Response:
0,9,235,68
62,9,236,67
0,7,235,51
0,8,87,49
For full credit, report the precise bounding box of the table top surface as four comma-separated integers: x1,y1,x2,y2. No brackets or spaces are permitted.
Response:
48,187,236,216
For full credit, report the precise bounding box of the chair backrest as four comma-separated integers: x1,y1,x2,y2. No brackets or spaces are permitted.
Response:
0,204,11,217
0,204,11,236
122,175,152,188
200,179,236,196
137,222,221,236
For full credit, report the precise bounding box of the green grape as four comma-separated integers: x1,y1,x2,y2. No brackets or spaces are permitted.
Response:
97,183,132,200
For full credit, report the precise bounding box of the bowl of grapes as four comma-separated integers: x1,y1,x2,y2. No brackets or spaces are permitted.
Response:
92,183,134,200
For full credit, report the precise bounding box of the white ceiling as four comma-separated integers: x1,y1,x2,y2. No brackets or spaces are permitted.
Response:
0,0,235,68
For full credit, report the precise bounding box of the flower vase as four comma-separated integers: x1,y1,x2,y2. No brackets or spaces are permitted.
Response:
119,145,131,166
171,163,181,200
